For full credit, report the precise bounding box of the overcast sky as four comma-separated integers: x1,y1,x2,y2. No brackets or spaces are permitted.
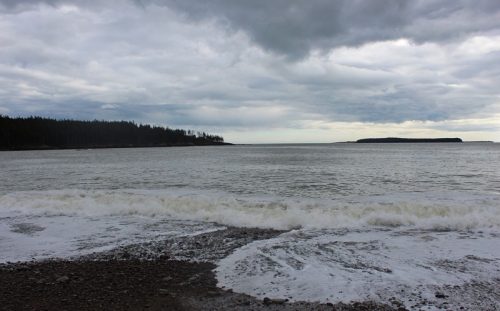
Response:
1,0,499,143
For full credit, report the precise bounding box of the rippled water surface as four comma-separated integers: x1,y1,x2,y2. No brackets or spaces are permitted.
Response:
1,143,499,198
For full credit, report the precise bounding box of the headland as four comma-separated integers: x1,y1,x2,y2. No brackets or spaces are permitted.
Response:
356,137,463,143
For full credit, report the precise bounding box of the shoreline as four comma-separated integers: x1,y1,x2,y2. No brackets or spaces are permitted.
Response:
0,226,399,311
1,218,497,310
0,258,396,311
0,142,233,152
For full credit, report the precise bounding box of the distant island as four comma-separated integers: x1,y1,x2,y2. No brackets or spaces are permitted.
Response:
0,115,230,151
356,137,463,143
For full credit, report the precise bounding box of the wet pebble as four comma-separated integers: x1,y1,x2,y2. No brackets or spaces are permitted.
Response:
56,276,69,283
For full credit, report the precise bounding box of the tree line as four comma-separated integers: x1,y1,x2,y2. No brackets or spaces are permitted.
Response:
0,115,227,150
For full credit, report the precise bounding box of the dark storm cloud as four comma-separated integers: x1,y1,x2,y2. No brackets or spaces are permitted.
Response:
0,0,51,7
138,0,500,60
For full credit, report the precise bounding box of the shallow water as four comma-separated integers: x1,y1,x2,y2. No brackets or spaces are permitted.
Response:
1,143,499,310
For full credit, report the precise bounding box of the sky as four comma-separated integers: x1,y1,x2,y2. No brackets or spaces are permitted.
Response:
1,0,499,143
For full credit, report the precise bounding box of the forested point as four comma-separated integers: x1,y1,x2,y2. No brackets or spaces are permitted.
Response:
0,115,230,151
356,137,463,143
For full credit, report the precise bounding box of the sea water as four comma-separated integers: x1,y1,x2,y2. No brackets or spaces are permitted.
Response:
1,143,499,309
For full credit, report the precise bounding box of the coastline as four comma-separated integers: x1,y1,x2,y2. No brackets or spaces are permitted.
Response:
0,259,395,311
0,227,398,311
0,142,233,152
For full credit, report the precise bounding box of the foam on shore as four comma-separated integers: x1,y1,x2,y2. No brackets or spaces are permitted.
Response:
217,228,500,310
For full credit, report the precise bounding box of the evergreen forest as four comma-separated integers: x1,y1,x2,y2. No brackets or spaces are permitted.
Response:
0,115,227,150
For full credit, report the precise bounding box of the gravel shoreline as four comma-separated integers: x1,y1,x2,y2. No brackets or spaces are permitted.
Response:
0,227,399,311
0,259,397,311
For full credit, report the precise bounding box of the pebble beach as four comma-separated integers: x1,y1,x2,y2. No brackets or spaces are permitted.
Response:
0,227,401,311
0,227,472,311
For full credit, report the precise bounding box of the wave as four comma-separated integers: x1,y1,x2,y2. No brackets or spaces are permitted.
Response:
1,189,499,230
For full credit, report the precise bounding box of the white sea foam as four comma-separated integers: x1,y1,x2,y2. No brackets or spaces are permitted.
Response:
217,228,500,310
1,189,499,230
0,211,223,263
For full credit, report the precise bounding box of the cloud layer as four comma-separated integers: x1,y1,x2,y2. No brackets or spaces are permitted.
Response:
1,0,499,142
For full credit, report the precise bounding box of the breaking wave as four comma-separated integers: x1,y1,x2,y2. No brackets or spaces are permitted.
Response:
1,189,499,230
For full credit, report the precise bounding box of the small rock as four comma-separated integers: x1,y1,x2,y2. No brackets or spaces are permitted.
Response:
163,276,173,282
435,292,447,298
56,276,69,283
263,297,288,305
16,265,30,271
271,298,288,304
391,300,404,306
158,289,169,295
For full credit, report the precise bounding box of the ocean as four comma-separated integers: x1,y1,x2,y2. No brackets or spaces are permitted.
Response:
1,143,499,310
